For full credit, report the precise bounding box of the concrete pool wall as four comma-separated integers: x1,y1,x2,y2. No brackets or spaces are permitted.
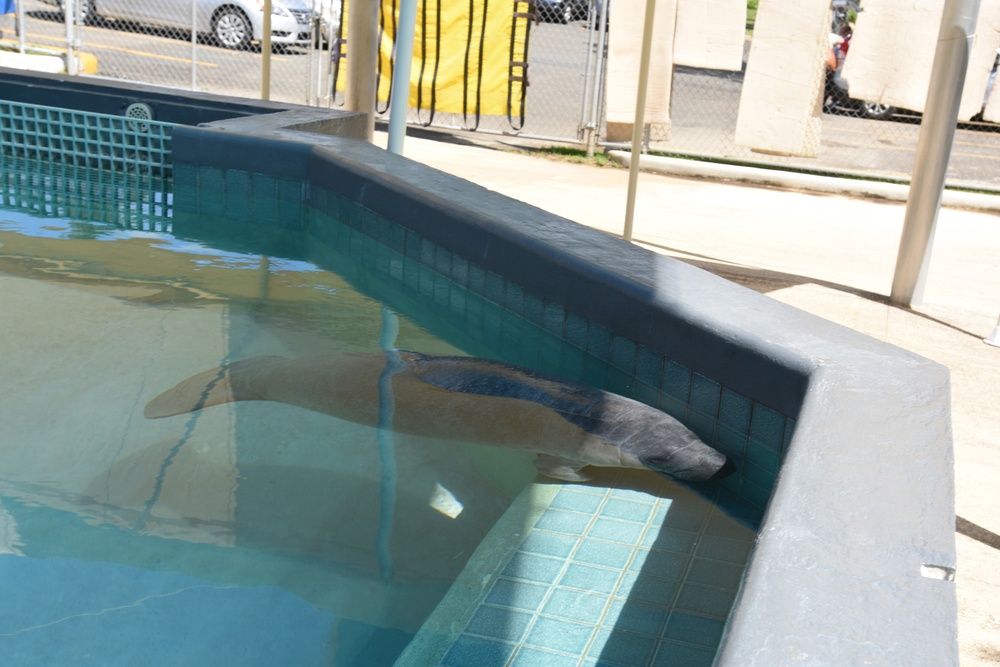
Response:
0,68,958,665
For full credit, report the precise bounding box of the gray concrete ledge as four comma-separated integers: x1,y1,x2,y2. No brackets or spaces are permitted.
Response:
609,150,1000,213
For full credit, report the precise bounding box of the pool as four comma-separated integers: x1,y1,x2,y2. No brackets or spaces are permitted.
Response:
0,71,960,667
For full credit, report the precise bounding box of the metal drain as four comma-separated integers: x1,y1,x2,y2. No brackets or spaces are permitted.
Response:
124,102,154,132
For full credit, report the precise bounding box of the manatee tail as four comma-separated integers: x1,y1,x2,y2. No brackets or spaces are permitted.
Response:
144,356,286,419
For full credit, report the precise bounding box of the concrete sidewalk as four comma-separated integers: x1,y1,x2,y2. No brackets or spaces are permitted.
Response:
375,130,1000,665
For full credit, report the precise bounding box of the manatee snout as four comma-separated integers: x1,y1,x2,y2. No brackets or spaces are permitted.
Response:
628,417,734,482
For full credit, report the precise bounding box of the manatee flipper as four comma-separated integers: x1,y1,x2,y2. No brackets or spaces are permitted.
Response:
144,356,285,418
533,454,592,482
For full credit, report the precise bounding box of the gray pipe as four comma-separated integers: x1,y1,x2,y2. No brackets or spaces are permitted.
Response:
890,0,981,307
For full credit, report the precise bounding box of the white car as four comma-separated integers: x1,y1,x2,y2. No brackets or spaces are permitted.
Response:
46,0,316,50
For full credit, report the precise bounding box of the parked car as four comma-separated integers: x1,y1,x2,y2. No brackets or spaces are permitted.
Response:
536,0,589,24
44,0,316,50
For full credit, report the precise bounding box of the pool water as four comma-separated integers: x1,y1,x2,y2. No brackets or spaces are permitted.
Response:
0,205,539,666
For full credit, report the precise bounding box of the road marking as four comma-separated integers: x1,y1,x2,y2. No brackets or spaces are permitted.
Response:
24,32,220,66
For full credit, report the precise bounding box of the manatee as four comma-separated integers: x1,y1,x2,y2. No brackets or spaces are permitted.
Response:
144,352,733,483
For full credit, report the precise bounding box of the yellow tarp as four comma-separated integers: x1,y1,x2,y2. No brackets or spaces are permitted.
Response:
336,0,530,124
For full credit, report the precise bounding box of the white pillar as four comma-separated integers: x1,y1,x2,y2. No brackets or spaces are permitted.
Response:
890,0,981,307
346,0,380,142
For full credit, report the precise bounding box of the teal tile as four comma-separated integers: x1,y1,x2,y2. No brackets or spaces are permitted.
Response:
628,549,689,580
673,582,738,619
224,168,250,220
485,271,505,304
467,263,486,294
588,324,612,362
636,346,664,388
643,526,698,554
685,559,746,590
605,367,633,397
743,459,777,492
588,628,657,665
559,563,621,595
551,489,604,514
511,646,580,667
198,167,224,216
715,424,749,461
503,553,565,584
505,281,525,316
610,336,636,374
535,509,592,536
719,388,752,432
694,536,753,564
746,443,780,472
520,531,579,559
663,612,727,648
486,579,549,611
543,588,609,622
524,616,595,655
617,573,680,606
588,518,645,545
466,605,533,642
434,245,452,275
582,355,610,389
741,478,773,510
689,374,721,417
443,636,515,667
602,498,653,523
662,361,692,405
660,508,707,533
750,403,786,452
543,303,565,335
604,598,668,637
565,313,589,350
251,172,276,223
703,514,756,542
523,292,544,325
557,345,586,381
573,540,633,570
652,641,717,667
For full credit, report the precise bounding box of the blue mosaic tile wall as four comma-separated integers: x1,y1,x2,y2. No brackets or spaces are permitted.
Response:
443,483,754,667
306,186,795,516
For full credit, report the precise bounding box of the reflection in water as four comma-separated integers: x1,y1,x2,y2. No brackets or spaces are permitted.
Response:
0,208,535,665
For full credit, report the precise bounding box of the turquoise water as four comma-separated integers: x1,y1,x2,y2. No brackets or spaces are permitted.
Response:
0,205,538,666
0,154,778,666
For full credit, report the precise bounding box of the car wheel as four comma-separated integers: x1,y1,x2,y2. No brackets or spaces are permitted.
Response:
214,8,252,50
859,101,895,120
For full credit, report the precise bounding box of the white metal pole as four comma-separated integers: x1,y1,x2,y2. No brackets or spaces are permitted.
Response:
890,0,981,307
346,0,380,141
261,0,273,99
623,0,657,242
387,0,417,154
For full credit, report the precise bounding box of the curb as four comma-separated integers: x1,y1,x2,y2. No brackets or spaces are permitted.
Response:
608,150,1000,214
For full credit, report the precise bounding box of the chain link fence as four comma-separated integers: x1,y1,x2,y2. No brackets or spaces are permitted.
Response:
4,0,1000,191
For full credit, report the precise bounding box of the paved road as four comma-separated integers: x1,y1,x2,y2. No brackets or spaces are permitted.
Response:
12,1,1000,189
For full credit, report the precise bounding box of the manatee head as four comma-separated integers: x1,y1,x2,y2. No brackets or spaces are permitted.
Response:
605,398,733,482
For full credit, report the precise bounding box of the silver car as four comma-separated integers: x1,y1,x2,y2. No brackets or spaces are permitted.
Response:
47,0,315,50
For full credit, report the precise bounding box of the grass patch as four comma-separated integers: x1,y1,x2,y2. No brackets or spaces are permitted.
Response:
533,146,622,168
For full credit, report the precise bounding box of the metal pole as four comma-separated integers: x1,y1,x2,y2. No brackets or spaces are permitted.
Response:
985,311,1000,347
347,0,380,141
190,0,198,90
585,0,610,159
375,307,401,579
16,1,26,54
262,0,273,100
387,0,417,154
623,0,657,242
890,0,981,307
64,0,78,75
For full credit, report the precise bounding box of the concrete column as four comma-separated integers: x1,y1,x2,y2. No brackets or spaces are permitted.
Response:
346,0,380,141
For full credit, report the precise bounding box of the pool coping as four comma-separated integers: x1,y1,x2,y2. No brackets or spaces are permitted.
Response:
1,71,959,665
